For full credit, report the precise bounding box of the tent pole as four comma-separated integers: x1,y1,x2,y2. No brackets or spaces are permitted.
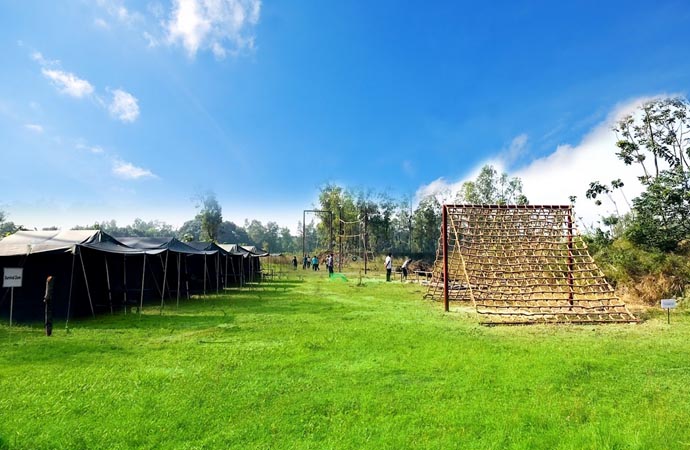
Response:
176,253,181,309
148,254,162,299
184,255,190,299
203,254,207,296
104,254,113,314
66,253,76,328
216,253,220,294
139,253,146,316
224,254,228,289
79,249,95,318
123,254,127,314
160,251,169,314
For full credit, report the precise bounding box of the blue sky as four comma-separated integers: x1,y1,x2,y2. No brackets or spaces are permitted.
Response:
1,0,690,231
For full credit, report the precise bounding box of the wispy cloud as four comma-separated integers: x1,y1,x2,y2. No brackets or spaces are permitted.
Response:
95,0,142,25
143,31,160,48
166,0,261,58
41,68,95,98
108,89,140,123
112,159,157,180
31,48,141,122
24,123,44,133
94,17,110,29
76,143,104,154
30,51,59,67
414,97,658,229
499,133,528,166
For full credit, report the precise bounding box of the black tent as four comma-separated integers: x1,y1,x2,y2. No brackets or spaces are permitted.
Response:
0,230,144,322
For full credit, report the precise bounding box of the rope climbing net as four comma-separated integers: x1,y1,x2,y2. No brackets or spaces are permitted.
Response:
425,204,638,325
338,217,374,267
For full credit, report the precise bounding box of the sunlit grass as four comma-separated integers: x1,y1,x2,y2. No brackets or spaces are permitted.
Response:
1,269,689,449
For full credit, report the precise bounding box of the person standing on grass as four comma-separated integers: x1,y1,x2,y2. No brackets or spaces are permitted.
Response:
401,257,411,280
312,255,319,271
292,256,298,270
326,253,334,276
385,253,392,282
303,255,308,270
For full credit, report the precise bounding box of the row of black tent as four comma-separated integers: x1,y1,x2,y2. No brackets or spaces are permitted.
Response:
0,230,269,323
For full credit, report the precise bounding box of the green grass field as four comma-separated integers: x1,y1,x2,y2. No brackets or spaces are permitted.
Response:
1,269,689,449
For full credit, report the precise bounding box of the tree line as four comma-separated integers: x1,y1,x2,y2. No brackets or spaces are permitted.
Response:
0,167,528,258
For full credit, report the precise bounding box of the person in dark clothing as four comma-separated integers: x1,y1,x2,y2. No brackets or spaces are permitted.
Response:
292,256,298,270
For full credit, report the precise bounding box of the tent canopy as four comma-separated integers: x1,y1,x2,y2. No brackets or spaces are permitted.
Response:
118,237,211,255
0,230,104,256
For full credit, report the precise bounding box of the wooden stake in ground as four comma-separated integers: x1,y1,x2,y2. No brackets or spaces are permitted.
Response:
44,275,54,336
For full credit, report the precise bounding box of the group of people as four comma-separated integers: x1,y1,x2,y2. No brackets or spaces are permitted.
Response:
294,253,335,275
292,252,411,281
385,253,411,282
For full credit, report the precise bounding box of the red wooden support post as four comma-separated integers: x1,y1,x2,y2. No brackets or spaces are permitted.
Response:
442,205,449,312
567,208,574,306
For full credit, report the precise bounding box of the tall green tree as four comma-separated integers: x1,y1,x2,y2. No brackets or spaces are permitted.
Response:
0,210,19,237
412,195,441,254
195,191,223,242
607,97,690,251
456,165,529,205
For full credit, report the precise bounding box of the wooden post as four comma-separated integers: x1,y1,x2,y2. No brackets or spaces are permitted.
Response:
567,208,574,306
176,253,181,308
9,288,13,327
364,211,368,274
139,253,146,316
160,251,169,313
203,254,207,296
104,255,113,314
338,206,343,272
66,253,75,325
79,250,95,317
123,254,127,314
442,205,449,312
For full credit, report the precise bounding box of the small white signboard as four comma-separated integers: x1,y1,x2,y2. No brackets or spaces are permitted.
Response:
661,299,677,309
3,268,23,288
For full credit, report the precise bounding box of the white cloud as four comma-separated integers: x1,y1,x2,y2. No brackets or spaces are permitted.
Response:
94,17,110,29
108,89,140,123
24,123,44,133
41,68,95,98
415,97,661,230
500,133,528,165
76,143,104,154
112,159,156,179
143,31,160,48
212,42,227,59
166,0,261,58
95,0,142,25
31,51,59,67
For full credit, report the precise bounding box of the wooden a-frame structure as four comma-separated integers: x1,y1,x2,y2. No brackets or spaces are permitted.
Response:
426,204,638,325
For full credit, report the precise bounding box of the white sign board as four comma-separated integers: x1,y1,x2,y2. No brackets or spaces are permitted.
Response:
661,299,677,309
3,268,23,288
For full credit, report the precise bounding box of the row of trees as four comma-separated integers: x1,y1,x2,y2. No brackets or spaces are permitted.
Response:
310,166,528,257
0,166,528,257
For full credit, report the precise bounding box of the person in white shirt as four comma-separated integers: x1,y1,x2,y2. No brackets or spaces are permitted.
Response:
385,253,392,282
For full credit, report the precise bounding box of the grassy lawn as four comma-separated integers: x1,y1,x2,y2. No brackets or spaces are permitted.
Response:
1,269,690,449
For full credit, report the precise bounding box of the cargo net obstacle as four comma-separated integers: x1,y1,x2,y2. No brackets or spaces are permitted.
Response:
425,205,638,325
